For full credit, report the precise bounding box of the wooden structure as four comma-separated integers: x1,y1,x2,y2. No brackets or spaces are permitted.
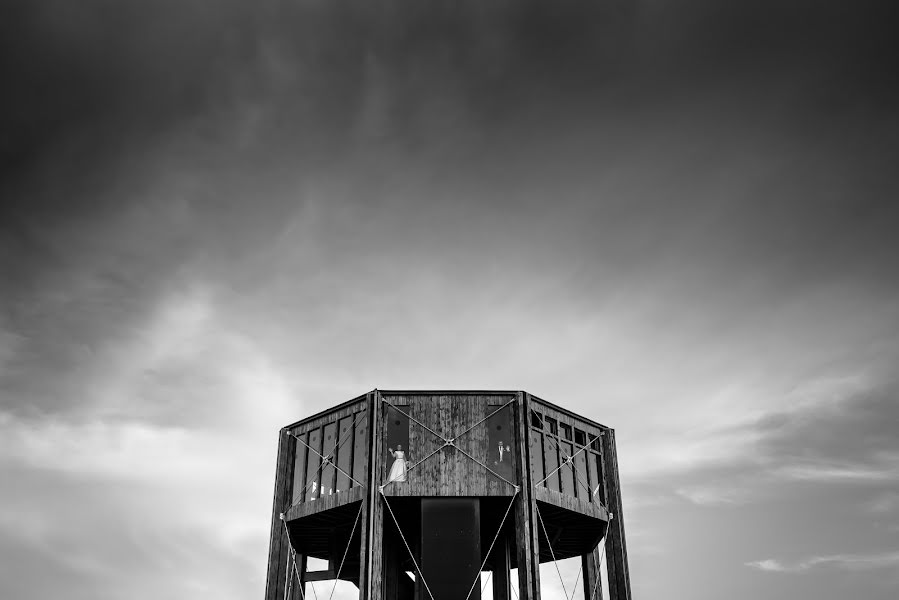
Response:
264,390,632,600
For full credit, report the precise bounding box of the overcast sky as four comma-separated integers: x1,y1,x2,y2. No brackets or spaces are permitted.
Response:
1,1,898,599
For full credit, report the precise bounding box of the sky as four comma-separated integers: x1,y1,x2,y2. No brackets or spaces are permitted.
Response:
1,1,898,599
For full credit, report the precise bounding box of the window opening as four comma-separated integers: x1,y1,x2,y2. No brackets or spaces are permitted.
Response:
385,405,410,484
574,429,586,446
574,450,589,501
335,415,355,493
542,434,560,492
487,404,515,485
305,427,322,501
529,429,545,486
545,417,558,436
292,431,308,505
352,413,368,487
559,440,575,496
320,422,338,496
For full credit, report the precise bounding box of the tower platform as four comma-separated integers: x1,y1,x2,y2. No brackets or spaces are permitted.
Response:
264,390,632,600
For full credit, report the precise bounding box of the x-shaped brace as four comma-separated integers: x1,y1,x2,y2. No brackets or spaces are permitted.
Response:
381,399,518,490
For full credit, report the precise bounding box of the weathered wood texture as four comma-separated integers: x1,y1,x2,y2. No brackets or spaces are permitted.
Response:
493,532,512,600
533,486,609,522
529,399,606,506
290,554,307,600
264,429,296,600
365,392,386,600
286,485,365,521
582,543,604,600
289,401,367,508
515,392,541,600
265,390,632,600
601,430,632,600
381,394,517,497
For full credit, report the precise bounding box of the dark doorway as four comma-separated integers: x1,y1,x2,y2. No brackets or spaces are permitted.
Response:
420,498,481,600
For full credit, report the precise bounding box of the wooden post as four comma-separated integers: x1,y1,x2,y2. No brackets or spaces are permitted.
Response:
514,392,540,600
290,554,307,600
582,543,603,600
361,391,386,600
265,429,296,600
601,430,632,600
492,536,512,600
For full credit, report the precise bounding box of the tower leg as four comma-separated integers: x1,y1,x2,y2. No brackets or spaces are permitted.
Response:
492,536,511,600
515,393,541,600
582,543,603,600
601,431,632,600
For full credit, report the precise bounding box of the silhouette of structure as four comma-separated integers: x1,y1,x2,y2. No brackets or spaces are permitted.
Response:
264,390,632,600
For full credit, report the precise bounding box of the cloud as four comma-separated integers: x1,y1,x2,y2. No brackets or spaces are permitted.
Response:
866,491,899,515
0,2,897,600
675,484,751,507
747,551,899,573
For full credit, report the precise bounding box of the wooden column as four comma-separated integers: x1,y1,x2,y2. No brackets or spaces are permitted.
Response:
290,554,307,600
265,429,296,600
514,392,540,600
601,430,632,600
361,391,386,600
492,536,512,600
582,542,604,600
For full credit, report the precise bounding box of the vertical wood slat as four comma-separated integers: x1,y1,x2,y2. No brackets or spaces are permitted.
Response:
264,429,295,600
601,429,632,600
514,392,540,600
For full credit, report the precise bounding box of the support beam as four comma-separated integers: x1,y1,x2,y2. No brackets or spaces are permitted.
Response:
582,543,603,600
492,536,511,600
291,554,307,600
265,429,296,600
514,392,541,600
364,391,386,600
601,430,632,600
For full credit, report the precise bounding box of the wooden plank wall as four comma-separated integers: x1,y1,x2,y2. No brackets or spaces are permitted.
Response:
266,397,368,600
266,391,630,600
264,428,296,600
381,394,518,497
601,430,632,600
528,399,606,508
290,400,367,509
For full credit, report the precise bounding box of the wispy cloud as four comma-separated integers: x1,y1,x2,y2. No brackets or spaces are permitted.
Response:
675,484,752,507
747,551,899,573
773,458,899,484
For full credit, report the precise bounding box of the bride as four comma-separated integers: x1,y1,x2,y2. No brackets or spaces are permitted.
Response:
387,444,408,482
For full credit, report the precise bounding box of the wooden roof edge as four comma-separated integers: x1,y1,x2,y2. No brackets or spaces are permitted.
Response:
281,390,375,431
279,389,615,433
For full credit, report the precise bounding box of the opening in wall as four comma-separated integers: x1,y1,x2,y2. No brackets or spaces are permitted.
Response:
384,405,410,485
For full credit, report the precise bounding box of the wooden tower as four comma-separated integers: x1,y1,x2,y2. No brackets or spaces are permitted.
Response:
264,390,632,600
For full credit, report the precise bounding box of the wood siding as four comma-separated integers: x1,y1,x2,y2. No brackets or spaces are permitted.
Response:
380,394,518,498
265,390,632,600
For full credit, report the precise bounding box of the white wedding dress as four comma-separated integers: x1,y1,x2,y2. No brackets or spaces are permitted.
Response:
388,450,407,482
